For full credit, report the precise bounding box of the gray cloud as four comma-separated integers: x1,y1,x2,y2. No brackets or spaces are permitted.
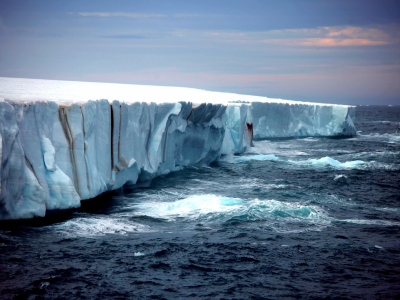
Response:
78,12,166,18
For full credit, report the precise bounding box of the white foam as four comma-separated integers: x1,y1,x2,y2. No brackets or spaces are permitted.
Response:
53,215,151,237
340,219,400,226
235,154,282,162
134,195,245,221
234,153,366,169
374,207,400,213
308,157,365,168
132,194,329,229
356,132,400,143
334,174,347,181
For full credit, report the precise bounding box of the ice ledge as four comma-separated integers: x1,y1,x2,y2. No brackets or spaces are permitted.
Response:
0,77,355,220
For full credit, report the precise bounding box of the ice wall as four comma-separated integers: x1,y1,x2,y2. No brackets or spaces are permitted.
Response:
222,104,253,155
0,98,226,220
221,101,355,154
0,77,356,220
249,102,356,138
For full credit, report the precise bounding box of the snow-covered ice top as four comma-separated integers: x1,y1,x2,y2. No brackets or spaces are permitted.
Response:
0,77,352,108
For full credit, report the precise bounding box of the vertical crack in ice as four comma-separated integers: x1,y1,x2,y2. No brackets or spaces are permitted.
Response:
144,117,152,172
80,106,91,197
186,108,194,126
118,104,122,171
246,123,253,146
162,121,169,164
58,107,80,197
110,103,114,172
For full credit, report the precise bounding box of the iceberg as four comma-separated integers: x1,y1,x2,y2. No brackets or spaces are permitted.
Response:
0,77,356,220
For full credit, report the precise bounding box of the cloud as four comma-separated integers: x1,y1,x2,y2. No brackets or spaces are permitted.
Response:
204,25,399,47
263,26,397,47
101,34,148,39
263,38,391,47
78,12,166,18
204,32,246,38
258,65,332,71
325,27,390,40
173,14,221,18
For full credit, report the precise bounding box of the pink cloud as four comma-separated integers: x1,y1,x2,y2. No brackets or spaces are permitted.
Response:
325,27,391,40
204,25,398,47
262,38,391,47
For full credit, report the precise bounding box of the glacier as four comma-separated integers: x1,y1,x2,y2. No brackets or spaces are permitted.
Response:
0,77,356,220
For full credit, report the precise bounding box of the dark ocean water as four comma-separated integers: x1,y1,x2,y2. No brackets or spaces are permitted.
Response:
1,106,400,300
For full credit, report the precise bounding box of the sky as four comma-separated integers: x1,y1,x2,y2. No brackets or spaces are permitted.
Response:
0,0,399,105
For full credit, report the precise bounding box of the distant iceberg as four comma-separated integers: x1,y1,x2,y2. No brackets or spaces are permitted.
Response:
0,77,356,220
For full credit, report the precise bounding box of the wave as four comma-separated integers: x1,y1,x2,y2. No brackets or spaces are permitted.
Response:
338,219,400,226
130,194,400,233
307,157,365,168
132,194,328,227
235,153,367,169
133,195,245,221
235,154,282,162
50,193,400,236
52,214,151,237
355,132,400,143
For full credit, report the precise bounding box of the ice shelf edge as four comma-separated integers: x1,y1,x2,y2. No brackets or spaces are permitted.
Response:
0,79,356,220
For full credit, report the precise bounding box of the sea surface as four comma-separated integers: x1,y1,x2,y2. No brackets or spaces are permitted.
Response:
1,106,400,299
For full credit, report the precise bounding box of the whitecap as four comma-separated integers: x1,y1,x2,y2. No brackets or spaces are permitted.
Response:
339,219,400,226
53,215,151,237
235,154,282,162
334,174,347,181
134,195,244,221
132,194,330,233
374,207,400,213
308,157,365,168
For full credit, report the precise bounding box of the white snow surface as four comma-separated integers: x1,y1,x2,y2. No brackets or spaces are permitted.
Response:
0,77,356,219
0,77,348,107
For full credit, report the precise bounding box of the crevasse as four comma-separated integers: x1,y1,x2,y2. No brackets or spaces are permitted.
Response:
0,77,356,220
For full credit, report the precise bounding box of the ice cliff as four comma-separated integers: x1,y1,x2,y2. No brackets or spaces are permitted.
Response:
0,77,356,219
